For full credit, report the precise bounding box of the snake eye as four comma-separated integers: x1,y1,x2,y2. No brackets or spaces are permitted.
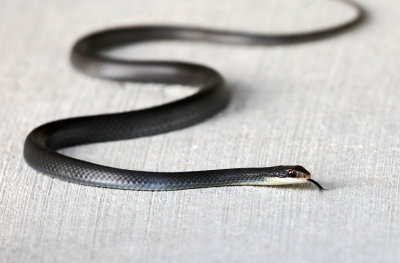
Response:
288,170,297,177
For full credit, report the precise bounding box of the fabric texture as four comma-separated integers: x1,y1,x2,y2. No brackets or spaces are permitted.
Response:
0,0,399,262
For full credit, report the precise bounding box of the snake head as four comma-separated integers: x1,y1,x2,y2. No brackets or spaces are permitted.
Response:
285,166,311,179
261,165,324,190
277,165,325,190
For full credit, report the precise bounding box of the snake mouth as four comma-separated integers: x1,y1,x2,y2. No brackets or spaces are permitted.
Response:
307,178,326,190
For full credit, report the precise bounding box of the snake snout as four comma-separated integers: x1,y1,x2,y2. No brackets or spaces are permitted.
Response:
298,171,311,179
292,165,311,179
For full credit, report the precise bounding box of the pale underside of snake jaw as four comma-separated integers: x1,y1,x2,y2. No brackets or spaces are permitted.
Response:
232,178,309,186
23,0,364,190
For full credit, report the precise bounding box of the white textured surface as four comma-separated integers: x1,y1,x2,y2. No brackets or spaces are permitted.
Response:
0,0,399,262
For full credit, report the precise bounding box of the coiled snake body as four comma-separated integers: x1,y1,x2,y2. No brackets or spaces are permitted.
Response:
23,1,364,190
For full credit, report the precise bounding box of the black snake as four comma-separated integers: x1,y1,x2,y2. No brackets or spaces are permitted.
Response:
23,0,364,190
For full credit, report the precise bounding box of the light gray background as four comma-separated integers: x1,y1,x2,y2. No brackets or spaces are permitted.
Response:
0,0,399,262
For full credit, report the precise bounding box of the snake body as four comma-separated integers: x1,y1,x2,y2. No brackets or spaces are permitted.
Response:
23,1,364,190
